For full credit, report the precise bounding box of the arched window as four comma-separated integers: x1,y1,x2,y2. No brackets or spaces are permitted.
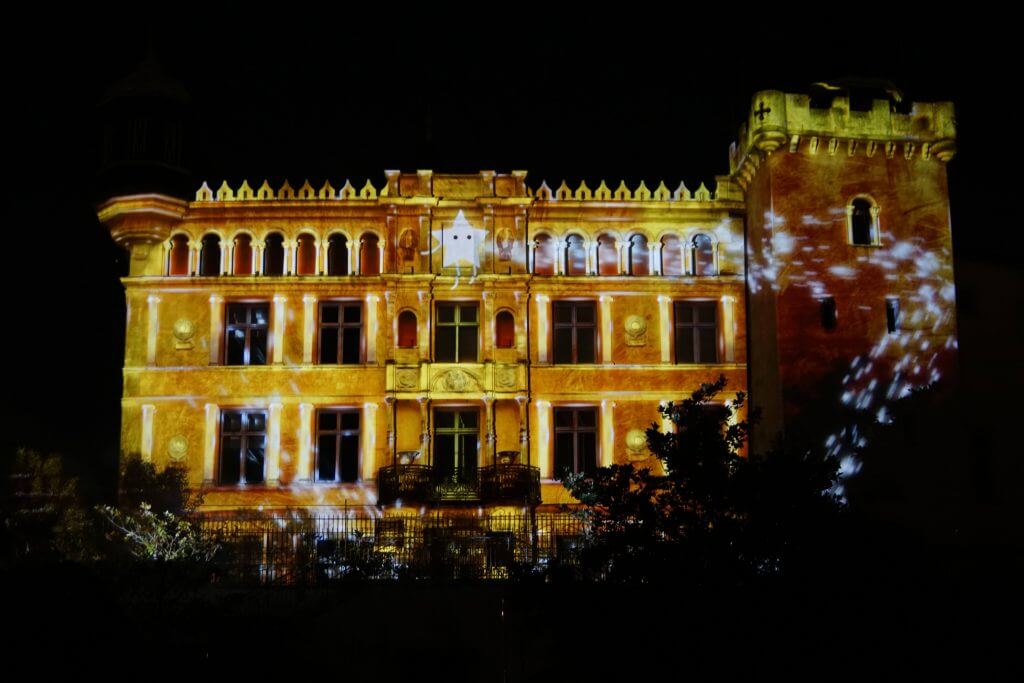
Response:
397,310,417,348
232,234,253,275
199,234,221,276
263,233,285,275
596,233,618,275
327,234,349,276
296,233,317,275
849,197,878,246
495,310,515,348
628,234,649,276
692,234,715,276
168,234,190,276
360,233,380,275
661,235,683,276
565,234,587,276
533,234,554,276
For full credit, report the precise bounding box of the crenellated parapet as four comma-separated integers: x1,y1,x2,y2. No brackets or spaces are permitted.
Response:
730,90,957,190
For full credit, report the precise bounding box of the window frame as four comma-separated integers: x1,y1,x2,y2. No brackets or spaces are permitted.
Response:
552,406,598,478
552,300,597,365
434,301,480,363
432,406,480,482
673,300,718,364
314,408,361,484
218,408,268,486
224,301,270,366
847,195,882,247
318,300,364,365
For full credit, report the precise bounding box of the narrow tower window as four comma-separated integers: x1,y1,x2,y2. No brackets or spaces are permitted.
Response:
232,234,253,275
296,233,317,275
199,234,221,276
495,310,515,349
327,234,349,276
397,310,417,348
692,234,715,276
565,234,587,275
359,233,380,275
819,296,837,331
168,234,190,276
885,297,900,334
628,234,649,276
849,198,878,246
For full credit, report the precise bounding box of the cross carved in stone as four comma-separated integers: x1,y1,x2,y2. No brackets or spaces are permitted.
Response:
755,101,771,121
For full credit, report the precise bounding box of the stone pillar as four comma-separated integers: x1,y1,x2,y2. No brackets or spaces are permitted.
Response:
648,245,657,275
317,239,326,275
203,403,219,483
658,295,672,363
298,402,314,482
482,290,495,359
189,244,199,276
484,395,496,464
146,295,160,366
553,239,564,275
385,396,396,466
348,238,357,276
361,402,378,482
253,243,263,275
721,295,736,362
536,400,551,478
266,402,283,484
536,294,549,363
515,394,529,465
600,399,616,467
418,397,431,463
273,295,286,365
515,291,528,360
141,404,155,463
303,295,317,364
209,295,224,364
599,295,614,364
366,294,380,363
615,243,625,274
286,239,297,275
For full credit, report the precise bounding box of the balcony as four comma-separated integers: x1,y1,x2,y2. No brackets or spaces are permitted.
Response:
376,463,540,507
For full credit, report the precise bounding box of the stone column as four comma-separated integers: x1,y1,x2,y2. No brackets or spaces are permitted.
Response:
484,395,496,464
266,402,283,484
482,290,495,359
599,295,614,364
536,400,551,478
615,243,625,274
146,295,160,366
141,404,155,463
535,294,549,363
515,394,529,465
273,295,286,364
203,403,219,483
418,397,431,463
658,295,672,363
298,402,314,482
365,294,380,363
721,295,736,362
209,295,224,365
385,396,396,466
303,295,317,364
361,402,378,482
600,399,616,467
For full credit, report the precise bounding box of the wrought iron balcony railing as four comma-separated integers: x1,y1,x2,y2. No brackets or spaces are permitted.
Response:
377,463,541,507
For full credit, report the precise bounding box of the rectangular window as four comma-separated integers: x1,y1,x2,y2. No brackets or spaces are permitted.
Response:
819,296,837,331
219,409,267,485
553,407,597,477
552,301,596,364
319,302,363,364
316,409,360,483
433,408,478,483
435,302,479,363
885,297,900,334
674,301,717,363
225,302,269,366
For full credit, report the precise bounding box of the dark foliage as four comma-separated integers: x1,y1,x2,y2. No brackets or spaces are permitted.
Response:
563,375,843,583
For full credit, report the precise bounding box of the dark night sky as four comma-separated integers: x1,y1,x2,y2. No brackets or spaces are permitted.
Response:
2,7,1013,497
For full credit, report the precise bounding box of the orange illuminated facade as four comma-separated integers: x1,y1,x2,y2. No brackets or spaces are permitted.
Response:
97,87,958,512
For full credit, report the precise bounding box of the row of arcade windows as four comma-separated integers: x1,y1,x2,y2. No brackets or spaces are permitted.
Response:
222,300,719,366
531,233,716,276
169,233,379,277
216,406,600,486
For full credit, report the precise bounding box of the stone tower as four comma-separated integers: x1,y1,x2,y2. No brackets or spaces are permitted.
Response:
733,84,958,456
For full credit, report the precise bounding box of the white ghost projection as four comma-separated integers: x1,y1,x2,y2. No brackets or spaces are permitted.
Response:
428,210,490,286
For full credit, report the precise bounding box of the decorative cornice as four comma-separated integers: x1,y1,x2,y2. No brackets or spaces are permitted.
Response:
730,90,957,190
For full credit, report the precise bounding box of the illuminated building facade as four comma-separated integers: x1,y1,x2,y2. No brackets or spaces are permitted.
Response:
97,87,957,513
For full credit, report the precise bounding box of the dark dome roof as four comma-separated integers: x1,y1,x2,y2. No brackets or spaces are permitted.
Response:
99,50,190,106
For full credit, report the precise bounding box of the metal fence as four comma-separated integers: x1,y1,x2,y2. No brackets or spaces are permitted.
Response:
192,510,586,585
